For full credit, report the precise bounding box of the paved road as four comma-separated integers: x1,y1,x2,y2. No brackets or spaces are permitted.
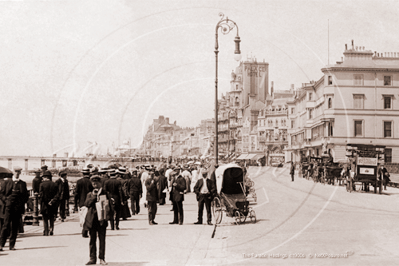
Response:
1,167,399,265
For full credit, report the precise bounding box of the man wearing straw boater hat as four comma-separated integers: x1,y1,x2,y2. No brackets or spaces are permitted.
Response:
103,168,123,230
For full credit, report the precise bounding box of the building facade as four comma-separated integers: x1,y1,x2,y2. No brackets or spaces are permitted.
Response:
287,42,399,163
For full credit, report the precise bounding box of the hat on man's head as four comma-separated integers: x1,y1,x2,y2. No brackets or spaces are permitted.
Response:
42,170,52,178
98,167,109,173
116,167,127,174
33,168,41,173
41,165,48,171
90,175,101,182
81,168,90,175
59,168,68,176
109,168,116,176
14,166,23,173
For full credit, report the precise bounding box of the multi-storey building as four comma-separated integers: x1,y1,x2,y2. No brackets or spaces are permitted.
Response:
217,56,269,157
141,116,215,158
258,88,293,164
141,115,180,157
287,42,399,163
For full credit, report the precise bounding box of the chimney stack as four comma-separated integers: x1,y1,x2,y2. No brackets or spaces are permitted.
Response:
345,44,347,50
271,81,274,96
352,40,354,50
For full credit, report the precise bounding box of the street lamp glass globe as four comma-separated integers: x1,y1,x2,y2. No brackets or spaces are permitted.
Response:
234,53,242,61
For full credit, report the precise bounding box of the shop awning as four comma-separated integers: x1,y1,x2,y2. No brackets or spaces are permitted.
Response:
245,154,258,160
236,154,248,160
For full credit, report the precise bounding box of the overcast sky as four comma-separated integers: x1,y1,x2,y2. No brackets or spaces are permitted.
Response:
0,0,398,156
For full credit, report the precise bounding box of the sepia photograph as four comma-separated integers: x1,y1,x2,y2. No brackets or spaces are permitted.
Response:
0,0,398,265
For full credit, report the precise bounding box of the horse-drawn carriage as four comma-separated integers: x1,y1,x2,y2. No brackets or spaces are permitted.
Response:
212,164,256,225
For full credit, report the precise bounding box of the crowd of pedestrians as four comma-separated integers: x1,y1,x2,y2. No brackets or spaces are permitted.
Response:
0,161,223,265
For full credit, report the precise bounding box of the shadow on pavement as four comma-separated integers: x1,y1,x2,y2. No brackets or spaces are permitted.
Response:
19,233,43,238
104,262,149,266
117,228,148,231
17,246,67,250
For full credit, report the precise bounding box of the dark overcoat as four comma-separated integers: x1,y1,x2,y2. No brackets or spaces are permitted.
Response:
39,180,58,216
171,175,186,202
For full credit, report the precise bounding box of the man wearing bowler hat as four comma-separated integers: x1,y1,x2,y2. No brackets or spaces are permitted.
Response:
169,169,186,225
84,175,109,265
145,168,158,225
75,168,93,238
32,168,42,194
39,171,58,236
0,167,29,251
55,169,70,222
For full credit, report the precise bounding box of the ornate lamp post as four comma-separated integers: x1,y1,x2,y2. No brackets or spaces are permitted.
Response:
215,13,241,165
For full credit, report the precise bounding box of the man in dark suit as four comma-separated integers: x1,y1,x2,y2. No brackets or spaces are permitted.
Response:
194,170,216,225
84,175,109,265
55,169,70,222
31,168,42,194
145,169,158,225
39,171,58,236
157,168,168,205
75,168,93,238
104,170,123,230
169,170,186,225
0,167,29,251
127,170,142,215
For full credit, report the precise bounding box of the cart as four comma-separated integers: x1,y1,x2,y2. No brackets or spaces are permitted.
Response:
212,164,256,225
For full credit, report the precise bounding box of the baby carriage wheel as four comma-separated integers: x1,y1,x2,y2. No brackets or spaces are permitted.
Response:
249,209,256,223
234,211,245,225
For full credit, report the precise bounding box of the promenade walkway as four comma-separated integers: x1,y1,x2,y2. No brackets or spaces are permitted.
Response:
0,191,217,266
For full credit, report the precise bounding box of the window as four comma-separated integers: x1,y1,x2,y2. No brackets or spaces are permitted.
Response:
354,74,364,86
328,122,334,136
384,121,392,138
385,148,392,163
354,120,363,136
275,120,278,127
291,120,295,129
328,76,333,85
291,108,295,114
384,76,392,86
309,92,312,101
328,98,332,109
384,96,392,109
309,109,313,119
353,94,364,109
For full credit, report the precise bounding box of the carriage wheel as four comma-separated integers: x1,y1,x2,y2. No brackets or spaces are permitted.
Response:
212,197,223,224
234,211,245,225
249,209,256,223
